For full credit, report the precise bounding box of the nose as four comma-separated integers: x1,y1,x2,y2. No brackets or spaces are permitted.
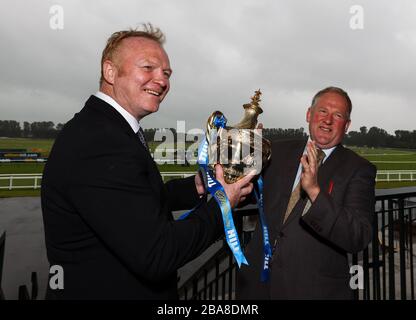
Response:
152,69,169,89
323,113,333,124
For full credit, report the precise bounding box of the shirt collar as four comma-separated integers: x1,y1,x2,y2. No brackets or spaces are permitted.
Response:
94,91,141,134
305,136,337,163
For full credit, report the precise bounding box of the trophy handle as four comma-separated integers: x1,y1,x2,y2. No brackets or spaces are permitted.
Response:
206,111,226,145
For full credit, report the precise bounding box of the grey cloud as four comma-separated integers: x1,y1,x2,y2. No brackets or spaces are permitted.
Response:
0,0,414,134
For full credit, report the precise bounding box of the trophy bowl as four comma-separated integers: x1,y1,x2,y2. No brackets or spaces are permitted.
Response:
206,90,272,184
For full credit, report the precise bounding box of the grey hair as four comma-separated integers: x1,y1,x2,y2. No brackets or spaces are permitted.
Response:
311,86,352,117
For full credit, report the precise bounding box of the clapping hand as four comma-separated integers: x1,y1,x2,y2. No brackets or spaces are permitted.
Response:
300,141,321,202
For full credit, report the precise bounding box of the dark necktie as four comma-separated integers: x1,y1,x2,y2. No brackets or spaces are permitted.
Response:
137,127,149,150
283,148,325,224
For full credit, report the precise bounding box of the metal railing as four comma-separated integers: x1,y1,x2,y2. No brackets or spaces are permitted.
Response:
179,240,236,300
0,231,5,300
353,189,416,300
178,190,416,300
177,206,258,300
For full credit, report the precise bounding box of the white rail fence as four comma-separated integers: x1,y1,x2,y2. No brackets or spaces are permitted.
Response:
375,170,416,182
0,174,42,190
1,170,416,190
0,172,195,190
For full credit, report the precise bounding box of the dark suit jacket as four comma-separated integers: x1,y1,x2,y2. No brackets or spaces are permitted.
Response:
41,95,223,299
236,139,376,299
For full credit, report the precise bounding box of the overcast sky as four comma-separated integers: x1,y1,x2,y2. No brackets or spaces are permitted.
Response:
0,0,415,134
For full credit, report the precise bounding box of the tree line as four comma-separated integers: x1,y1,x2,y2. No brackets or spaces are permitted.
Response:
0,120,64,139
133,126,416,150
1,120,415,149
263,127,416,149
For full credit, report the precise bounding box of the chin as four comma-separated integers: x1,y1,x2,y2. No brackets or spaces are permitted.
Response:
315,139,331,148
145,105,160,114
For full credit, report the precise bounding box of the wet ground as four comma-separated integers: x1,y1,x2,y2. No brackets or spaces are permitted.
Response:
0,197,48,300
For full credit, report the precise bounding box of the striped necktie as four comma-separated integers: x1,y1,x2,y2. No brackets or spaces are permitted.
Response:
283,148,325,224
137,127,149,150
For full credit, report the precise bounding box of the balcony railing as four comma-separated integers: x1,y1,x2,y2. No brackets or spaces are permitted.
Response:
178,188,416,300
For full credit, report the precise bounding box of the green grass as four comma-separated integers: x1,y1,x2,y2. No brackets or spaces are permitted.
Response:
363,154,416,161
350,146,416,155
372,163,416,170
0,137,54,157
375,181,416,189
349,146,416,171
0,163,45,174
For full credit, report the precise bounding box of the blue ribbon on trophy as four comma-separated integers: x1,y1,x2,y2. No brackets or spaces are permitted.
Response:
179,114,248,267
253,176,272,282
199,114,248,267
179,90,273,275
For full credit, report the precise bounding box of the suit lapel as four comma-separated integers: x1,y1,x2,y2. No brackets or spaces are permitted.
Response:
264,139,307,232
84,95,135,137
280,144,345,228
84,95,164,193
317,144,345,192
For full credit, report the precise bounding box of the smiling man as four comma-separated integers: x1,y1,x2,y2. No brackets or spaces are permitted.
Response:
99,32,172,119
41,25,253,299
237,86,376,299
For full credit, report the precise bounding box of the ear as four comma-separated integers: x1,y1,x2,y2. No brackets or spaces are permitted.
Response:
306,107,312,123
102,60,117,85
345,119,351,133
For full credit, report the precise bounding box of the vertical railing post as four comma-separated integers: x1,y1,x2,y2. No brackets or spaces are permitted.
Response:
381,200,387,300
215,257,219,300
352,253,359,300
192,278,198,300
387,199,395,300
363,248,370,300
372,209,381,300
408,207,414,300
398,198,407,299
204,269,208,300
222,274,226,300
